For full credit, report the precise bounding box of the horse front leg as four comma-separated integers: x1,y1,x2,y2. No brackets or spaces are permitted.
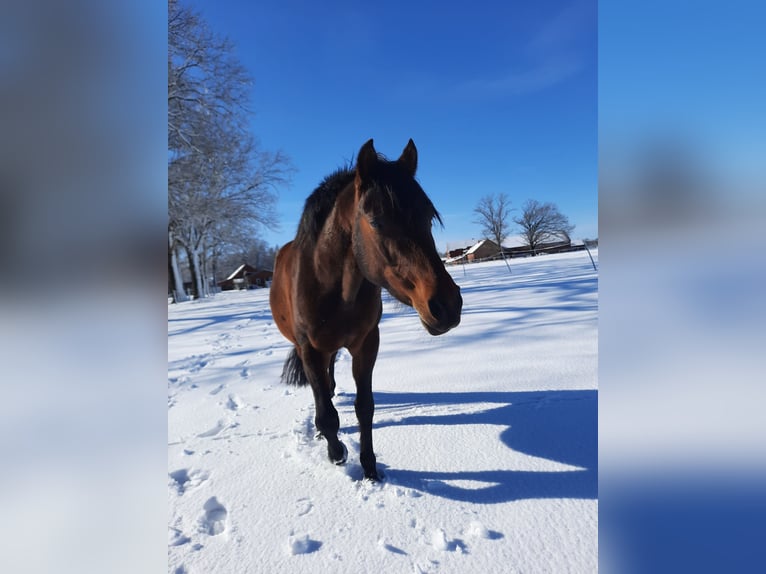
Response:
351,326,380,480
301,345,347,465
328,351,338,398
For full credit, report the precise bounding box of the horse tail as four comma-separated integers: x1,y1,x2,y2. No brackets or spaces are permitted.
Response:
280,347,308,386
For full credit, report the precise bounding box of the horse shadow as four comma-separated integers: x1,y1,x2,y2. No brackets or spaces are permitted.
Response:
340,389,597,503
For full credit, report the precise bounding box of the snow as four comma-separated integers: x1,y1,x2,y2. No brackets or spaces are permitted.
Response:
168,250,598,573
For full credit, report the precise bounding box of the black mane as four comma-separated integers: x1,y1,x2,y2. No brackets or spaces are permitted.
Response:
295,167,355,248
363,162,443,228
294,157,443,248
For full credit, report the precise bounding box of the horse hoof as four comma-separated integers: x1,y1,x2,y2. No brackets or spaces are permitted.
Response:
329,442,347,466
363,467,383,482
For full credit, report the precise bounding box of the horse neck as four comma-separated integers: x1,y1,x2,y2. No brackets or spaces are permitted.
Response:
310,185,366,299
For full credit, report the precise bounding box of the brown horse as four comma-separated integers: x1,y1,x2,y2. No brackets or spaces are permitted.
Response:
269,139,462,480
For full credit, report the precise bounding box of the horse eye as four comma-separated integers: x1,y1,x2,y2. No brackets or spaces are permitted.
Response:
369,216,381,230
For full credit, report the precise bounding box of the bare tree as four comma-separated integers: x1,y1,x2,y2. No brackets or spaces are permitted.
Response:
514,199,575,255
215,238,278,283
168,0,250,155
168,0,290,299
473,193,512,251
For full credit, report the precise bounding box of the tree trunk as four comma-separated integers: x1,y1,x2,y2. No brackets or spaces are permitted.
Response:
199,247,209,298
210,251,219,294
183,225,208,300
182,244,198,299
190,247,205,299
169,231,187,302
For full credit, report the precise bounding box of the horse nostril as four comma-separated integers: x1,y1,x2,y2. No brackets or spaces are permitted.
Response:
428,298,446,323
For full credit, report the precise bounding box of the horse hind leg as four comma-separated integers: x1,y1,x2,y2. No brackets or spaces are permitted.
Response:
302,346,347,465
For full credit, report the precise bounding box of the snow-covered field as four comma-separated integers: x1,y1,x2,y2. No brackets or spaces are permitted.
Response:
168,250,598,573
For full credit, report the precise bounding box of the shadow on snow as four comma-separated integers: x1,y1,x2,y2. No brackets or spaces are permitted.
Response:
339,389,597,503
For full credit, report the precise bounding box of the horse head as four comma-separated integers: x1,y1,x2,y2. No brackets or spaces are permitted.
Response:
352,139,462,335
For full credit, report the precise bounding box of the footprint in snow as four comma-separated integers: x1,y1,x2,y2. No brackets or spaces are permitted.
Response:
286,533,322,555
431,528,466,553
169,468,210,495
169,527,191,547
225,394,245,411
199,497,228,536
197,420,229,438
185,356,209,373
466,521,504,541
295,498,313,517
377,538,407,555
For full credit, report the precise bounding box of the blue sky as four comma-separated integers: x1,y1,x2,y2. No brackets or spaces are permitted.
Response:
187,0,597,251
599,1,766,189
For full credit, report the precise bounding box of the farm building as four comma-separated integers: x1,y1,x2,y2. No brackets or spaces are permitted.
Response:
217,264,273,290
445,239,508,263
445,237,586,264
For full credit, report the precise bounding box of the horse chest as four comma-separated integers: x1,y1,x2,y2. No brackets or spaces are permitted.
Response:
298,290,380,351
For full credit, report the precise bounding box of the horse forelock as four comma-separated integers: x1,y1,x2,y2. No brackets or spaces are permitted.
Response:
364,161,443,229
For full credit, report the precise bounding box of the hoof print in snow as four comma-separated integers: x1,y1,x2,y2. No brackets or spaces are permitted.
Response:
169,468,210,495
287,533,322,555
169,527,190,547
199,497,227,536
226,394,245,411
431,528,465,553
197,420,227,438
466,520,504,541
377,538,408,555
295,498,314,517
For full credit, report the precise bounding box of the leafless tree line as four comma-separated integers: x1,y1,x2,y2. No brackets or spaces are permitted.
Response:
473,194,575,255
168,0,291,301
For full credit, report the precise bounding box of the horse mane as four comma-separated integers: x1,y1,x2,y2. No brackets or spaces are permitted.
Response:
294,155,443,249
295,166,355,248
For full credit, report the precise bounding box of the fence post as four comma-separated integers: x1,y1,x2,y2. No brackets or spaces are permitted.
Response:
583,243,597,271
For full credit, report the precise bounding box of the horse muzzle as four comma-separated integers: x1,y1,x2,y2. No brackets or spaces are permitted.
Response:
421,291,462,336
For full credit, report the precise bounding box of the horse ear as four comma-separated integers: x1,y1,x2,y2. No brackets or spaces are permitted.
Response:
356,139,377,182
398,139,418,176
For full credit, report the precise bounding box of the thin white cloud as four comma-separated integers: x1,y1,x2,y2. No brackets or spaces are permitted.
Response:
450,56,584,100
526,0,594,56
449,0,593,101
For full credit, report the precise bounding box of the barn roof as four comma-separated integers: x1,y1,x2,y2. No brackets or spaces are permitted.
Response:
225,264,247,281
224,263,260,281
465,239,489,254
